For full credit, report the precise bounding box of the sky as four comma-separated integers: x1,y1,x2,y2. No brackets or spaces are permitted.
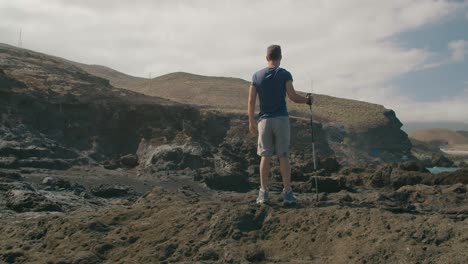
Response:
0,0,467,125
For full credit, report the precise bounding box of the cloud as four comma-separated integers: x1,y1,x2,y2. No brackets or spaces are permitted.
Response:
0,0,466,123
448,39,467,62
419,39,468,69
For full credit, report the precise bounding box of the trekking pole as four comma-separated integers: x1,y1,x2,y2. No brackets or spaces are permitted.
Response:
308,80,319,202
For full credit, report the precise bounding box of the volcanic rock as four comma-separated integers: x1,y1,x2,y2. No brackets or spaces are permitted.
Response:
42,176,72,189
91,184,131,198
119,154,139,168
296,175,345,193
5,190,63,212
398,161,429,172
0,170,22,181
431,153,454,167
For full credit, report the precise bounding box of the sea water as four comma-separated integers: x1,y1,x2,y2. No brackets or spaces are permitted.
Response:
426,167,460,174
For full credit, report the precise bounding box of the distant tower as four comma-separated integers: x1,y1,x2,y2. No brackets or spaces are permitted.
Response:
18,28,22,48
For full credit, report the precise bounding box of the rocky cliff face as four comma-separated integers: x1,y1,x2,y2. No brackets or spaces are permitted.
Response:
0,44,336,188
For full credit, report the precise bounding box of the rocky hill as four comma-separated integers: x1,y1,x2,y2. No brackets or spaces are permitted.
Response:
1,43,466,263
74,66,395,132
410,128,468,146
75,61,412,165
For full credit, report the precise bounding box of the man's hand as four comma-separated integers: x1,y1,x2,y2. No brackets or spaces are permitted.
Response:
306,93,313,105
249,119,258,134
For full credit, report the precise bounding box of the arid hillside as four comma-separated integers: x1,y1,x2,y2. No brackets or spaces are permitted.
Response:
410,128,468,146
75,65,394,132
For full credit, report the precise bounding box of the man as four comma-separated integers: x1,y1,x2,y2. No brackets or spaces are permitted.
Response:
248,45,312,205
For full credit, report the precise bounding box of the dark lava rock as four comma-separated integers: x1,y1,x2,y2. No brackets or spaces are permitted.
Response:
199,248,219,261
368,165,428,189
149,145,211,171
431,153,454,167
93,243,114,255
319,156,341,173
369,165,393,188
103,160,119,170
428,169,468,185
0,182,34,192
296,176,345,193
0,157,17,169
202,171,249,191
398,161,429,173
447,183,466,193
17,158,72,170
91,184,131,198
458,161,467,168
5,190,63,212
42,177,71,189
71,251,101,264
389,170,424,190
245,248,266,262
0,170,22,181
0,251,24,263
339,167,365,175
119,154,139,168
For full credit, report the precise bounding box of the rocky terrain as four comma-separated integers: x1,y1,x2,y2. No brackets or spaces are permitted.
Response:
0,43,467,263
74,62,413,165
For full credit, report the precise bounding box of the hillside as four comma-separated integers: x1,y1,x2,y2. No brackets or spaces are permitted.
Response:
409,128,468,146
75,66,392,132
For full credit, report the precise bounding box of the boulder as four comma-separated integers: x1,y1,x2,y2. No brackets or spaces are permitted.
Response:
427,169,468,185
398,161,429,173
296,176,345,193
103,160,119,170
5,190,63,212
202,171,249,191
199,248,220,261
0,170,22,181
458,161,467,168
339,167,365,175
42,176,72,189
119,154,139,168
0,182,34,192
389,170,424,190
319,156,340,173
16,158,72,170
431,153,454,167
149,145,211,171
91,184,131,198
0,157,17,169
245,248,266,262
368,165,393,188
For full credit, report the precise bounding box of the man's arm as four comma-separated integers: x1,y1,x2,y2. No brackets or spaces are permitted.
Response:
248,85,258,134
286,80,311,104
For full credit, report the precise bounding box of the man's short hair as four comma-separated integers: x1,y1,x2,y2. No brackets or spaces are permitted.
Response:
267,45,282,61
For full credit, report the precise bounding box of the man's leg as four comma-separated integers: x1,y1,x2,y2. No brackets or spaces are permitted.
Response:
260,156,271,191
279,156,291,191
257,118,273,192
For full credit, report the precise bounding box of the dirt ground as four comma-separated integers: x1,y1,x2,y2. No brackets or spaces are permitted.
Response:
0,165,467,264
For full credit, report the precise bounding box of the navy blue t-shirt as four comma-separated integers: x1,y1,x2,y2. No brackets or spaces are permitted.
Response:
252,67,293,120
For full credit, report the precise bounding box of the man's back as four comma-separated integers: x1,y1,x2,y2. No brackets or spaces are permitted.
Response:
252,67,293,120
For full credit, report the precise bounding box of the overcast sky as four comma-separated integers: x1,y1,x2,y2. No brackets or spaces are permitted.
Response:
1,0,467,124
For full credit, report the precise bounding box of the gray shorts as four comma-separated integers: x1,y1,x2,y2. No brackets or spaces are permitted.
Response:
257,116,290,157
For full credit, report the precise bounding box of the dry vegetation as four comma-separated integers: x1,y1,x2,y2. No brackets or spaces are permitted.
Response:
410,128,468,146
